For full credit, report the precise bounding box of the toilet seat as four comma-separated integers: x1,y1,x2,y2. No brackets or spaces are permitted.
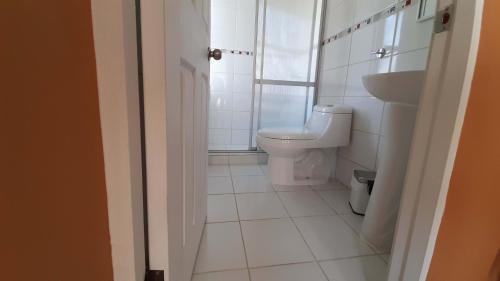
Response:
258,127,318,140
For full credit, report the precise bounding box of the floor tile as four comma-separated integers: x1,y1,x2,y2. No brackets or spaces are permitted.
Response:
278,191,335,217
311,179,348,191
194,222,247,273
320,256,387,281
341,213,364,234
294,216,374,260
274,184,311,192
241,218,314,267
208,165,231,177
207,176,234,194
230,164,264,176
232,176,274,193
207,194,238,223
250,262,327,281
192,269,249,281
318,190,352,214
236,193,288,220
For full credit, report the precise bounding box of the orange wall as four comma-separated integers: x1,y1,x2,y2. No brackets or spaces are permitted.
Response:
426,1,500,281
0,1,114,281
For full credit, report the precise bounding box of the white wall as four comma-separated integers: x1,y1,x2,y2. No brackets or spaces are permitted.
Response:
209,0,256,150
317,0,434,186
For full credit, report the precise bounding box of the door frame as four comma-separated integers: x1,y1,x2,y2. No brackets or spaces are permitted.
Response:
90,0,147,280
90,0,485,280
388,0,484,280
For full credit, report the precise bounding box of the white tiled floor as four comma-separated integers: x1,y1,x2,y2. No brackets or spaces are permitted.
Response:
207,194,238,223
195,164,388,281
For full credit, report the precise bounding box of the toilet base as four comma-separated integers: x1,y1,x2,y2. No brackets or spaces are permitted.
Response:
268,154,330,186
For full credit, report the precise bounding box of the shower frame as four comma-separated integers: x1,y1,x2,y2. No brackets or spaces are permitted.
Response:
208,0,327,153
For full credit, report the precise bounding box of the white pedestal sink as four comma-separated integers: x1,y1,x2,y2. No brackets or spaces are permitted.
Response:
360,71,426,253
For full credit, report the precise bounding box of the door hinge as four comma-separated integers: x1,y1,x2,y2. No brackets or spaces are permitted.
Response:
434,4,454,34
145,270,164,281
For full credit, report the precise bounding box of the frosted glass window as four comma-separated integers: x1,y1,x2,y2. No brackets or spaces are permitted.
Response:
262,0,315,81
260,85,309,128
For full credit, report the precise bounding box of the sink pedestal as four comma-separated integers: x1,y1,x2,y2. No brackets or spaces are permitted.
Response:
361,103,417,253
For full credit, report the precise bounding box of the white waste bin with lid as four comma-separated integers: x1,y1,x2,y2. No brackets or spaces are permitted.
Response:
349,170,376,215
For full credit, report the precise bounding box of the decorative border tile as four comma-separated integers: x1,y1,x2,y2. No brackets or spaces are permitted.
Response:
322,0,415,46
221,48,254,56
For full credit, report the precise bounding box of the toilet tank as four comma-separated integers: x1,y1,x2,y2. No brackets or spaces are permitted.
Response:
305,105,352,146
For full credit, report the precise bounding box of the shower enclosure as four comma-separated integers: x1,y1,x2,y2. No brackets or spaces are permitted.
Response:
209,0,324,151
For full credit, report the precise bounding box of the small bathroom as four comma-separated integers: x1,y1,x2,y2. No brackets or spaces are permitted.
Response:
200,0,436,280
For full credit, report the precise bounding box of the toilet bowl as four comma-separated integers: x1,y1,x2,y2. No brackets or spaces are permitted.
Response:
257,105,352,185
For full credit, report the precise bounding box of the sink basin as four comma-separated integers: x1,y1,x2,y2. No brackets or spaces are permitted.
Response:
362,71,426,106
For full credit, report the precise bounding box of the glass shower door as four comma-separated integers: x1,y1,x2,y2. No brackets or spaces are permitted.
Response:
209,0,323,151
251,0,323,149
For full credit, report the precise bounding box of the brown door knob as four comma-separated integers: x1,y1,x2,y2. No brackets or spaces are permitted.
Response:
208,48,222,60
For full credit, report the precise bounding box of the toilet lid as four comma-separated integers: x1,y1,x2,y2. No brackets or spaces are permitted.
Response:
258,127,318,140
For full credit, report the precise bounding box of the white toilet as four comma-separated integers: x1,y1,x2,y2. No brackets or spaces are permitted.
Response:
257,105,352,185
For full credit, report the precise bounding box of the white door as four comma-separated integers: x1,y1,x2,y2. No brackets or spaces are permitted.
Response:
140,0,210,279
165,1,210,281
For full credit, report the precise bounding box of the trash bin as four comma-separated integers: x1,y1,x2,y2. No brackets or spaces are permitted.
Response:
349,170,376,215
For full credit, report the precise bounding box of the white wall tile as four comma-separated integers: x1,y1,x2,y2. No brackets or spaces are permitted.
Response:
390,48,429,72
393,4,434,55
211,72,234,93
212,27,236,49
210,92,233,111
234,56,254,75
349,15,396,64
324,0,356,37
317,96,343,106
335,156,367,187
232,111,251,129
323,0,345,38
231,129,250,145
349,23,376,64
345,58,390,97
232,94,252,112
373,14,397,54
354,0,397,22
322,35,352,70
318,66,348,97
211,4,236,29
211,54,234,73
233,74,253,93
209,129,232,145
235,0,256,50
210,110,232,129
339,130,379,170
344,97,384,134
